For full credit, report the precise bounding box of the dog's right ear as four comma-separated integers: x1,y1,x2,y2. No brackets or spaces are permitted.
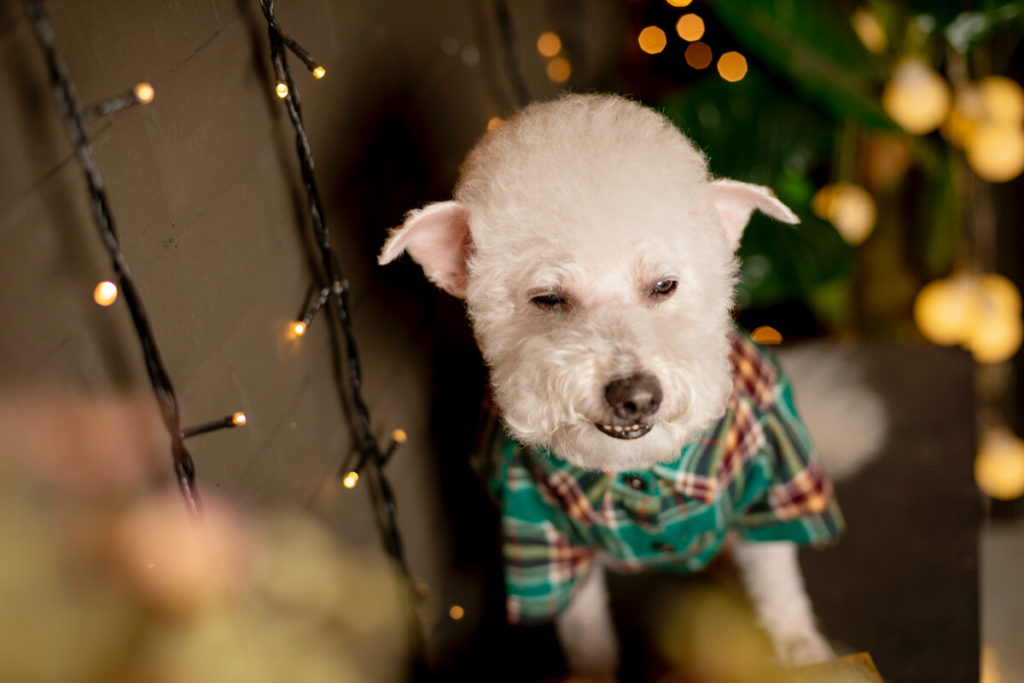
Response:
378,201,471,299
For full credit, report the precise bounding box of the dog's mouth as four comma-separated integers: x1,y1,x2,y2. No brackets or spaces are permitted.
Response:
594,422,653,440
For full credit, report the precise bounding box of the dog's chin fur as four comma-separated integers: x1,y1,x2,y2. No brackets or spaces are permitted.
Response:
488,329,735,472
538,416,720,472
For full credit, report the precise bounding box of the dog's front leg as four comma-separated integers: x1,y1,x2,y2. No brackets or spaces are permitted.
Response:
555,562,619,680
732,539,834,667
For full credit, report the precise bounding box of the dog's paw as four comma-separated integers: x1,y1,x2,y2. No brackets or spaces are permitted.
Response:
768,626,835,668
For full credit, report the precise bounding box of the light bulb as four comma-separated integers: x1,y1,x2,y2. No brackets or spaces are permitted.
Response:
536,32,561,58
975,427,1024,500
829,183,877,245
850,9,887,54
392,428,408,444
275,82,289,99
913,276,977,346
312,65,326,79
93,280,118,306
487,117,503,131
967,307,1023,364
675,14,705,42
343,471,359,488
292,321,307,336
134,82,155,104
638,26,667,55
448,604,465,620
232,412,247,426
684,42,712,69
546,57,571,84
811,183,877,245
882,57,950,135
966,124,1024,183
978,76,1024,124
717,52,747,83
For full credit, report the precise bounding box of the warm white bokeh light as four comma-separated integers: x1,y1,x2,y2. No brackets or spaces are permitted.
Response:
882,57,950,134
717,51,747,83
133,82,155,104
976,427,1024,500
93,281,118,307
536,31,562,58
638,26,667,55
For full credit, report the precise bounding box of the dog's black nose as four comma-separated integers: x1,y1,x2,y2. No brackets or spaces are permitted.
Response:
604,373,662,421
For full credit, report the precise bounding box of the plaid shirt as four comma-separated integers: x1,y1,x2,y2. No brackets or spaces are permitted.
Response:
474,331,843,624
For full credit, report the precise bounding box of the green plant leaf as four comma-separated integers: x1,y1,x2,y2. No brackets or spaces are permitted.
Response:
709,0,899,131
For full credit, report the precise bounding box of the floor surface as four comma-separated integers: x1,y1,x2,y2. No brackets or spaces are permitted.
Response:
981,518,1024,683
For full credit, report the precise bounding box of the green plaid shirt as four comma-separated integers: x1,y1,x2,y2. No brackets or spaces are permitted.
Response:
474,331,843,624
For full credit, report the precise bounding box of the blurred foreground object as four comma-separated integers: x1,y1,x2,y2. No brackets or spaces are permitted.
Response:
0,390,406,683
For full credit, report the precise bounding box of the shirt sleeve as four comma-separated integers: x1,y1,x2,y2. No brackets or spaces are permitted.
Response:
734,365,845,546
502,515,595,624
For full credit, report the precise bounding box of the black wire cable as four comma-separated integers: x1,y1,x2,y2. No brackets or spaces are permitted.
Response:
25,0,201,512
256,0,427,671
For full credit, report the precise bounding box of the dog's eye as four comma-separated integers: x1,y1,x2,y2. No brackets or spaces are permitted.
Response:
651,280,678,298
530,293,567,309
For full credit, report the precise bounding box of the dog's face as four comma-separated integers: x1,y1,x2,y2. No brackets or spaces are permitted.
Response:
381,95,796,471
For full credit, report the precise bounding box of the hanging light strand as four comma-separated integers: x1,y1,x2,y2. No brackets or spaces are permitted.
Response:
255,0,424,662
24,0,251,513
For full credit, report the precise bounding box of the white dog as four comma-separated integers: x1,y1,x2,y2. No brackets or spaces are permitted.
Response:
381,94,844,678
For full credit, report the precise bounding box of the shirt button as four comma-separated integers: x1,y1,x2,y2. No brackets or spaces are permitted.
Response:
626,476,647,491
652,541,675,553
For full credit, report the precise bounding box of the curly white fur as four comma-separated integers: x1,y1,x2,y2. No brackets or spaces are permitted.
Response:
381,95,796,471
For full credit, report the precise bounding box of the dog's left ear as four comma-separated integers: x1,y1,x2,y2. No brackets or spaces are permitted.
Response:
711,179,799,250
378,200,471,298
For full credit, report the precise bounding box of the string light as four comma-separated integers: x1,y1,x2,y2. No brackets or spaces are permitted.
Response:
666,0,692,6
23,0,255,511
913,273,1023,362
975,427,1024,500
638,26,667,55
546,57,571,84
291,321,307,337
812,183,877,245
93,280,118,306
717,51,747,82
180,411,248,439
966,124,1024,183
978,76,1024,123
882,57,950,135
133,82,155,104
256,0,424,663
675,14,705,42
685,42,712,69
448,604,465,620
536,31,561,58
487,116,504,131
312,65,326,79
275,81,289,98
850,9,887,54
913,275,978,346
